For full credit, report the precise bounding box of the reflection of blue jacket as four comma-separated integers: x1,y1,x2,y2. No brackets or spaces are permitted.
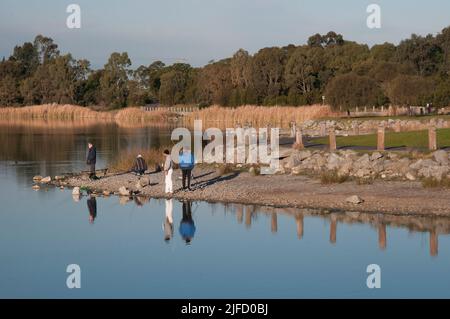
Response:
180,221,196,239
179,152,195,170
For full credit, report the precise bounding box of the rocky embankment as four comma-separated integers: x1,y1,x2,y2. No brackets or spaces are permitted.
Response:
301,118,450,136
31,148,450,216
282,149,450,182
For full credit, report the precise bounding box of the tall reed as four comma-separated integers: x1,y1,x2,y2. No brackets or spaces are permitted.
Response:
185,104,335,128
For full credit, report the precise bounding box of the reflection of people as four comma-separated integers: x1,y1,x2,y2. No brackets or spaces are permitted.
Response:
179,201,196,244
164,199,174,242
87,195,97,224
163,149,173,194
179,148,195,191
131,154,147,176
86,142,97,180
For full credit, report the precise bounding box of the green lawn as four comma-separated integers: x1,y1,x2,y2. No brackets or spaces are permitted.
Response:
314,128,450,149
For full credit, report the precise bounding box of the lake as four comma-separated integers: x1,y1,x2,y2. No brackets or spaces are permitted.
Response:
0,120,449,298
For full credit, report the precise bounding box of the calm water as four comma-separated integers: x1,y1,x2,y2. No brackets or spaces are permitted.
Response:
0,121,449,299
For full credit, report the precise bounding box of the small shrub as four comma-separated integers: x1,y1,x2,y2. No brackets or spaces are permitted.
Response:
422,176,450,188
217,164,234,176
320,170,348,184
110,146,166,173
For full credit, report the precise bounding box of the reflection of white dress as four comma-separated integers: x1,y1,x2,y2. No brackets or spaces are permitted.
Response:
164,199,174,239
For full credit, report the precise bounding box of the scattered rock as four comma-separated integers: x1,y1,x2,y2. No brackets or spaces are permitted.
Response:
370,152,383,161
118,186,130,196
135,181,143,191
55,175,65,181
40,176,51,183
406,172,416,181
33,175,43,181
72,187,81,196
103,190,111,196
139,177,150,187
346,195,364,205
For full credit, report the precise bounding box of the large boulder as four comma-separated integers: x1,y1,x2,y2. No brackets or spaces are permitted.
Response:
370,152,384,161
139,177,150,187
433,150,449,166
40,176,51,183
346,195,364,205
118,186,130,196
286,150,312,169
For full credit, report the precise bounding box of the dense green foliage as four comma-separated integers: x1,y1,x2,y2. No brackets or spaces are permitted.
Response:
2,29,450,109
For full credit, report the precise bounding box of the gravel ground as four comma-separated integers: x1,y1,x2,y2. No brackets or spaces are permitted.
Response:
60,167,450,216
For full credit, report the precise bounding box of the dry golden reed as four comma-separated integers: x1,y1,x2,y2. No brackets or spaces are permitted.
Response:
0,104,175,124
186,104,335,128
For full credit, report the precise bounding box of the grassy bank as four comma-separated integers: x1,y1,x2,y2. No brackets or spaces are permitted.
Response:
110,147,167,173
315,128,450,149
186,104,335,128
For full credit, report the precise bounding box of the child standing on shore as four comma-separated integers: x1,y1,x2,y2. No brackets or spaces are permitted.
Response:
163,149,173,194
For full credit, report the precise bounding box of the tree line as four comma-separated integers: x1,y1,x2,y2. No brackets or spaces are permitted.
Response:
2,28,450,110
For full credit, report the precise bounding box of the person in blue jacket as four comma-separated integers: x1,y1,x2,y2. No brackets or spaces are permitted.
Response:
179,200,196,244
179,147,195,190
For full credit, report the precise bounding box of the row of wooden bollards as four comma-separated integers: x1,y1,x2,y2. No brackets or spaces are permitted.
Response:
293,125,439,151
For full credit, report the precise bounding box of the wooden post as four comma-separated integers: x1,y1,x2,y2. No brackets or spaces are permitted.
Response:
329,128,337,152
295,214,304,239
295,130,304,149
428,126,437,151
352,122,359,136
320,122,326,136
271,213,278,233
291,122,296,138
377,125,385,151
378,223,387,250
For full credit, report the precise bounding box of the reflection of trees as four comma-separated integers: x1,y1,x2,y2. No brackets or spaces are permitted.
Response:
0,121,173,184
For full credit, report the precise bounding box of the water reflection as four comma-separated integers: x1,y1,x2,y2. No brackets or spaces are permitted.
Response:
70,192,449,257
180,201,196,244
87,195,97,224
0,120,173,184
164,199,174,242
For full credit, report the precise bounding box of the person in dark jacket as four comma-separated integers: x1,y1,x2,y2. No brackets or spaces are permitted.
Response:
179,200,195,244
86,142,97,180
131,154,148,175
87,195,97,224
179,147,195,190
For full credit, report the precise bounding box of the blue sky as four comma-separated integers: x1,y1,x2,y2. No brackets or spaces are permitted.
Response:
1,0,450,68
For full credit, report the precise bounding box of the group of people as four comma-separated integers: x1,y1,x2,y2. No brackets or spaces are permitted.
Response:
86,142,195,194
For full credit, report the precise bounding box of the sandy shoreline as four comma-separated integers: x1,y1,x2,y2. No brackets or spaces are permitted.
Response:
55,166,450,217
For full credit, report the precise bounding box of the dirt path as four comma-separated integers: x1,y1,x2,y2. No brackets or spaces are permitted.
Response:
62,167,450,216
